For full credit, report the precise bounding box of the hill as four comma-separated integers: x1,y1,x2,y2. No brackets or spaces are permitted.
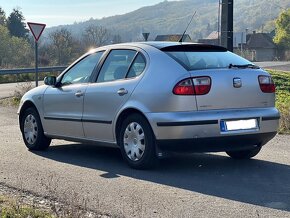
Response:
46,0,290,42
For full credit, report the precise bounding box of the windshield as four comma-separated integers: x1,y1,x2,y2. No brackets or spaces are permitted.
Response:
166,51,253,71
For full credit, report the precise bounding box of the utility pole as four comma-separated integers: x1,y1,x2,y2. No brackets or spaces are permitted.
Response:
221,0,233,52
217,0,221,45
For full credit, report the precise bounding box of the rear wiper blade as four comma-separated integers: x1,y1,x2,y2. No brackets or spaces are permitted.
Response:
229,64,260,69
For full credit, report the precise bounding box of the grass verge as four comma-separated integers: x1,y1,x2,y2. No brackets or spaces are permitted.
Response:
0,72,59,84
0,195,53,218
267,70,290,134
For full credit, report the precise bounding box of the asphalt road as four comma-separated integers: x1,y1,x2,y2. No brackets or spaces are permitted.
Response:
0,82,17,99
0,82,41,99
0,106,289,217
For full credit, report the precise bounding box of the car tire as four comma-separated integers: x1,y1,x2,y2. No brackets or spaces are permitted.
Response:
20,107,51,150
118,113,157,169
226,146,262,159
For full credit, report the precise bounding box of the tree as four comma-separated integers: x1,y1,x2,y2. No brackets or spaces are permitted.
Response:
0,7,6,26
7,8,28,38
112,34,122,44
274,9,290,48
0,25,33,67
49,28,75,65
84,25,110,47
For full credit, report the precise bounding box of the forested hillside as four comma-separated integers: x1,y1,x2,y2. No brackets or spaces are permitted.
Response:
1,0,290,68
46,0,290,41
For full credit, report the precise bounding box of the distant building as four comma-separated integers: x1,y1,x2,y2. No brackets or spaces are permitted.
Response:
198,31,246,47
198,30,277,61
198,31,220,45
245,32,277,61
155,34,191,42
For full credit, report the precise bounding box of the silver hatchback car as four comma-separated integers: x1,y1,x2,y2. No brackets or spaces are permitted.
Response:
18,42,280,169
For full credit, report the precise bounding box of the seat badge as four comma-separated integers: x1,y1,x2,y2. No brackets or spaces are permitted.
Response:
233,77,242,88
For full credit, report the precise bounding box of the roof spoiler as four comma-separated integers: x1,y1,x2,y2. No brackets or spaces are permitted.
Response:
160,44,228,52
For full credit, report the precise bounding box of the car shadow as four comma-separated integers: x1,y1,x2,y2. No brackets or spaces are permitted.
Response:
33,143,290,212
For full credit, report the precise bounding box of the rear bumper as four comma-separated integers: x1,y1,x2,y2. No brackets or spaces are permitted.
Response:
145,107,279,152
157,132,277,153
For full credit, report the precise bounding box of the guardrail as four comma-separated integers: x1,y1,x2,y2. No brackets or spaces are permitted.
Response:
0,66,67,76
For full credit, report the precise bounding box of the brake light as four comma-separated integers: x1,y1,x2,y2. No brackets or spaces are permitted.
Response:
173,78,195,95
173,76,211,95
258,75,275,93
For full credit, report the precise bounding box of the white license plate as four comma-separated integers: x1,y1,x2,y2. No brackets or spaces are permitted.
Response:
221,119,258,132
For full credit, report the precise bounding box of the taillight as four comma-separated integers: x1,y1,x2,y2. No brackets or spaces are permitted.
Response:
258,75,275,93
173,76,211,95
173,78,195,95
192,77,211,95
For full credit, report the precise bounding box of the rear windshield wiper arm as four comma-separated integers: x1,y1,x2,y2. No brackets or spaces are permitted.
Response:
229,64,260,69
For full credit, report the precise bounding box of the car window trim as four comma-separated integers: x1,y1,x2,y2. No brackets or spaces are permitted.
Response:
125,52,139,78
90,49,110,83
57,50,106,87
94,49,139,83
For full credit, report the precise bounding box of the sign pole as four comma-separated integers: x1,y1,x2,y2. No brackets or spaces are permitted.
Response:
35,41,38,87
27,22,46,87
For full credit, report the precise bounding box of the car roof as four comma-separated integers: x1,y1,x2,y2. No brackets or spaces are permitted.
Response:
90,41,227,54
115,41,227,51
141,41,228,51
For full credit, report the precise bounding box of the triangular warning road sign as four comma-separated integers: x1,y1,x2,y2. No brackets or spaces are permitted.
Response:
27,22,46,42
142,32,150,41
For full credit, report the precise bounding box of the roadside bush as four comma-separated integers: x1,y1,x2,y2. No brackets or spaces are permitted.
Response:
12,82,33,105
278,102,290,133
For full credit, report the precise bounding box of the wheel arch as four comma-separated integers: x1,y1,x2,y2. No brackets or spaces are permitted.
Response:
18,101,38,127
115,108,154,146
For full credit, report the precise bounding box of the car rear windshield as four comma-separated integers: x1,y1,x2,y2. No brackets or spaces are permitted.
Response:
164,49,252,71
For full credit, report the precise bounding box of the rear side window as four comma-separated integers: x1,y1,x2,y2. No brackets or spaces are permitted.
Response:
127,54,146,78
165,50,252,71
97,50,137,82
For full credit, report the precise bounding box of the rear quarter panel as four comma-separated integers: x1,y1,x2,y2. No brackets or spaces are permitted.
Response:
129,45,197,113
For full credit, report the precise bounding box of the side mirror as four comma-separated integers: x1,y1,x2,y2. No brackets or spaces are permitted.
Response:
44,76,57,86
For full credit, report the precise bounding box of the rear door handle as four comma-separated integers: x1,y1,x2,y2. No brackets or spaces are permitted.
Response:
75,91,84,97
117,88,128,96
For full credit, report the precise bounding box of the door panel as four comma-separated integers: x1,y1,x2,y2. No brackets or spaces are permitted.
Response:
82,50,146,142
83,79,139,142
42,51,105,137
43,84,87,137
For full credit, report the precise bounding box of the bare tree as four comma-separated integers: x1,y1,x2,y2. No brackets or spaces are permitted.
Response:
49,28,74,65
84,25,111,47
112,34,122,44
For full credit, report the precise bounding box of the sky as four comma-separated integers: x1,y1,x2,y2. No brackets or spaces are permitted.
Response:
0,0,173,27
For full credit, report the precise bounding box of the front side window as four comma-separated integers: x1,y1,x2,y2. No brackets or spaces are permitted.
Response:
166,51,252,70
61,51,104,85
97,50,137,83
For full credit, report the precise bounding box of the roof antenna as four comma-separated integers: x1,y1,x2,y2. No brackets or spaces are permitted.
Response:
179,11,196,43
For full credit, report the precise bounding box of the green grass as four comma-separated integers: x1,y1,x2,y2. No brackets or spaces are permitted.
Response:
0,195,53,218
267,70,290,134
